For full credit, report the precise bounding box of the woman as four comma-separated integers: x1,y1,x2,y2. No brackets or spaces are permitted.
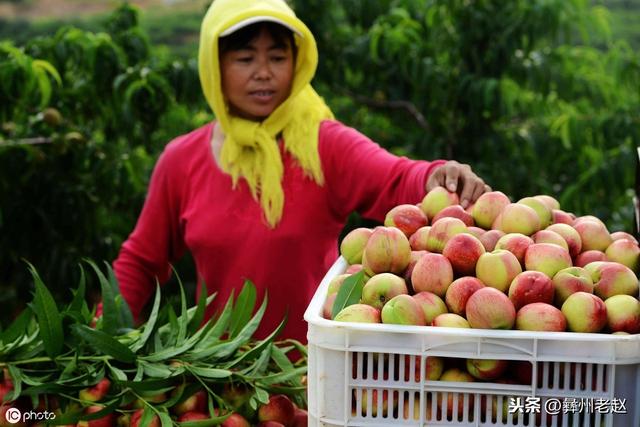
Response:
113,0,490,343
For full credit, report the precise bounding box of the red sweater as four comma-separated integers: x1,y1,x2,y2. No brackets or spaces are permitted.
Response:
114,120,444,342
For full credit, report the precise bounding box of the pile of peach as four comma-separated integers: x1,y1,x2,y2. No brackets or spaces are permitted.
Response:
326,187,640,334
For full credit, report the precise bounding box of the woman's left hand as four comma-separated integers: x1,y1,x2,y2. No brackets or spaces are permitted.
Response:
426,160,491,208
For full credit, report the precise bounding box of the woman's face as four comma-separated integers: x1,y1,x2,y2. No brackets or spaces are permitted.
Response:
220,27,295,121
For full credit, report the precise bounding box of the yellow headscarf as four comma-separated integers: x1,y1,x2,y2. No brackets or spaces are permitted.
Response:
198,0,334,227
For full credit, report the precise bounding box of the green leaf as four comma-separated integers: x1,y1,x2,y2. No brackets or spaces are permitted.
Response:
28,262,64,358
186,365,233,379
72,324,136,363
176,411,231,427
229,280,257,338
191,296,267,361
67,264,87,314
188,281,210,335
85,259,118,335
225,315,287,369
331,270,365,319
253,366,307,386
175,274,188,344
1,307,32,344
106,261,134,329
131,285,161,353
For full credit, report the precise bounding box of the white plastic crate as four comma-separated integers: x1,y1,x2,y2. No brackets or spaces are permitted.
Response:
304,257,640,427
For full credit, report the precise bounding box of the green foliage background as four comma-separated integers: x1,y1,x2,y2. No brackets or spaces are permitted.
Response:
0,0,638,322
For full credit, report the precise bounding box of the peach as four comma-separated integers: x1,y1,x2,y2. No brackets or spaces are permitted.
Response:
437,368,475,419
518,197,552,229
340,227,373,264
420,186,459,220
478,229,505,252
334,304,381,323
475,249,522,293
402,355,444,382
221,413,251,427
442,233,486,276
573,220,612,252
290,407,308,427
412,291,448,324
79,378,111,402
384,204,429,237
494,233,534,267
545,223,582,257
610,231,639,244
362,226,411,276
381,294,426,326
533,194,560,211
425,217,467,253
508,271,555,310
532,229,568,251
551,209,575,225
524,243,572,278
345,263,363,274
574,249,607,267
432,204,475,227
403,250,427,292
408,226,430,251
471,191,511,230
605,239,640,272
466,226,486,239
432,313,470,328
466,287,516,330
466,358,508,381
552,266,594,306
327,273,351,296
604,295,640,334
584,261,639,299
411,253,454,297
357,389,393,418
445,276,485,316
322,293,337,319
172,388,207,416
561,292,607,333
361,273,408,310
497,203,541,236
515,302,566,332
258,394,295,426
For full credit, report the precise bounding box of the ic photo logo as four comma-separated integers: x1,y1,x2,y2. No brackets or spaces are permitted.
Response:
4,407,21,424
3,407,56,424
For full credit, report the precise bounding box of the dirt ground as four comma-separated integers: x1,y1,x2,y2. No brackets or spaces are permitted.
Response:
0,0,203,20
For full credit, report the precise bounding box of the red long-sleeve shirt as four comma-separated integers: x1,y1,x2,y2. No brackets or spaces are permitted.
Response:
114,119,444,342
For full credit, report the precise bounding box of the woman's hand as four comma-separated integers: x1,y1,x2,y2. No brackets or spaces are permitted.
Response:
426,160,491,208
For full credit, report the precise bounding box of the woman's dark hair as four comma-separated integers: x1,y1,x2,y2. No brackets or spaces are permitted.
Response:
219,21,297,57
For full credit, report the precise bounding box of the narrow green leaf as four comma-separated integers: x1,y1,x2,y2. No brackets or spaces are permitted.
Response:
191,294,234,352
253,366,307,386
331,270,365,319
28,262,64,358
225,316,287,369
67,265,86,314
188,281,210,335
1,307,32,344
107,363,128,382
139,360,174,378
131,285,161,353
176,275,188,345
72,325,136,363
5,365,22,401
186,365,232,379
105,261,134,329
229,280,257,338
192,296,267,361
158,411,173,427
177,412,230,427
85,259,118,335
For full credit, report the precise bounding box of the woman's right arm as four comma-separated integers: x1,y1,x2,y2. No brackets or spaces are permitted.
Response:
114,143,187,322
